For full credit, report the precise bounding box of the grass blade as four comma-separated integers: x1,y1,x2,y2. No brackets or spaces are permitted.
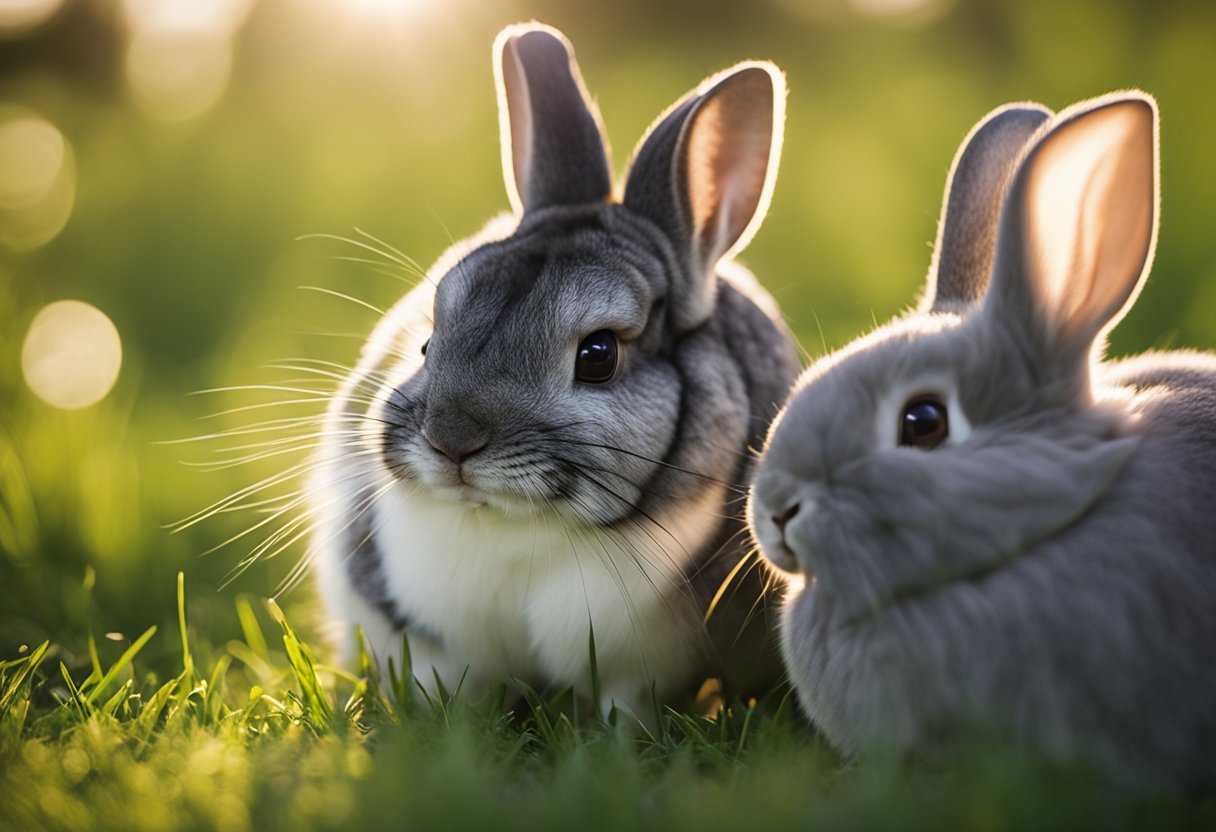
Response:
85,625,157,706
266,598,333,732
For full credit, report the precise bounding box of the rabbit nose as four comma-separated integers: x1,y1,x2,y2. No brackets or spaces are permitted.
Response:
772,502,801,533
423,410,490,464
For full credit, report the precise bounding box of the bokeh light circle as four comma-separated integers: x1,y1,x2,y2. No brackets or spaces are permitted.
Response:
125,28,233,122
22,301,124,410
121,0,252,35
120,0,252,121
0,116,62,206
0,0,65,35
0,110,76,251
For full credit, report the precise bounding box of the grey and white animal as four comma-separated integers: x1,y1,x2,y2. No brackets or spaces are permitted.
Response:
310,23,800,719
749,91,1216,787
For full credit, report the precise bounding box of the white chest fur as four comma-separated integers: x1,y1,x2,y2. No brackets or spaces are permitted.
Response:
313,472,725,715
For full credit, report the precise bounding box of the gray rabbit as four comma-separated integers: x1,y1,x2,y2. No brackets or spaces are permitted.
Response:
750,91,1216,787
310,23,800,719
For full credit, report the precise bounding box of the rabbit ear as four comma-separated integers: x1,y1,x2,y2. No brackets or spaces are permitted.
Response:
987,92,1159,358
493,24,612,214
922,103,1051,313
622,62,784,326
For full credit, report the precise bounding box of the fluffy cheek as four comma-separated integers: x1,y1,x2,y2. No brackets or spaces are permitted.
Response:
558,367,680,523
371,378,428,481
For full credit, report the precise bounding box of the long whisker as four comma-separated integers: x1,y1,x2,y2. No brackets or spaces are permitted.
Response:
192,392,387,420
297,231,427,278
158,414,343,444
558,468,693,598
298,285,390,320
557,437,749,494
274,475,396,594
319,255,418,284
217,460,392,586
169,460,317,532
184,437,369,472
355,226,430,276
554,455,739,522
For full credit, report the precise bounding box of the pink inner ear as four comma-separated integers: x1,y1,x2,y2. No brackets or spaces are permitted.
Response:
1022,100,1156,340
500,39,535,211
684,72,776,264
687,99,727,235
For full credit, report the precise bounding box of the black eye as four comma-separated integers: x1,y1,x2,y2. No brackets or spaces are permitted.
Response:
900,397,949,449
420,337,429,357
575,330,619,384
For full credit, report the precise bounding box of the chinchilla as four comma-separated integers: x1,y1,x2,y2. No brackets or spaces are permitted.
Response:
749,91,1216,787
305,23,800,720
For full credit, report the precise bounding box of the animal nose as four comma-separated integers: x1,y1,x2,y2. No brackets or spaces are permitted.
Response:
771,502,801,533
423,409,490,464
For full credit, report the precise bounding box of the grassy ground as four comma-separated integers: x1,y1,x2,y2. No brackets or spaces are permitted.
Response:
1,576,1212,832
3,2,1215,827
3,363,1212,831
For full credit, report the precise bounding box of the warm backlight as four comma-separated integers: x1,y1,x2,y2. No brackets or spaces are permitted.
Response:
22,301,124,410
0,111,75,251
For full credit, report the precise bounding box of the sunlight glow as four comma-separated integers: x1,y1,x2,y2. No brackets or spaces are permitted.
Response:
121,0,252,34
850,0,953,24
22,301,123,410
314,0,435,42
0,0,65,35
346,0,427,17
0,115,62,207
125,27,234,121
120,0,253,121
773,0,953,25
0,110,75,251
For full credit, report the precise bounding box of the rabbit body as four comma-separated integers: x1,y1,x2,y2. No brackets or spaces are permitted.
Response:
310,26,799,717
778,351,1216,786
751,93,1216,786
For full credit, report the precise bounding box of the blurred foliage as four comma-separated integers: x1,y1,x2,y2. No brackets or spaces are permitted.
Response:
0,0,1213,661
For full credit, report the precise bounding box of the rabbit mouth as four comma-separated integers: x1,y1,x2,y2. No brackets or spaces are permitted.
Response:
427,483,491,509
760,534,801,574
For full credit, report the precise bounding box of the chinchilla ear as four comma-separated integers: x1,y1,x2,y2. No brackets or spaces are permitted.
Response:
986,91,1159,361
493,23,612,214
622,62,784,327
921,103,1052,313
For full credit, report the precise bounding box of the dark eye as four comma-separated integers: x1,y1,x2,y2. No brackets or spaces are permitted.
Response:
900,397,949,449
420,337,429,357
575,330,619,384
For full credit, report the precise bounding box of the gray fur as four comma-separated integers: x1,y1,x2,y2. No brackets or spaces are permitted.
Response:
336,25,799,701
624,63,784,330
922,103,1051,312
751,91,1216,787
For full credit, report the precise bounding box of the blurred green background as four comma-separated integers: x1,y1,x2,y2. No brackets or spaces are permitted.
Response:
1,0,1213,660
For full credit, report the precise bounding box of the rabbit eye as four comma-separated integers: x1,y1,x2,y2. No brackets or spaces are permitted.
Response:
575,330,618,384
900,397,948,449
420,338,430,357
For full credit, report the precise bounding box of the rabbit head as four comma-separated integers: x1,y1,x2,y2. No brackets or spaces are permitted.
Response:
349,24,790,531
749,93,1157,623
307,24,799,710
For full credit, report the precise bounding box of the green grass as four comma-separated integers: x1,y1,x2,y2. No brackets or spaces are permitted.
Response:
2,1,1215,827
1,574,1212,832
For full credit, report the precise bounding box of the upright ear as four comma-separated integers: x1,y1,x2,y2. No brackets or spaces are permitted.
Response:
622,62,784,327
921,103,1052,313
493,23,612,214
986,92,1159,359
